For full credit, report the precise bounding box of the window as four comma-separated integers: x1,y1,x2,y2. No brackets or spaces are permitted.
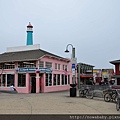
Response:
0,63,15,69
53,74,60,85
4,65,15,69
55,63,60,70
65,65,67,71
46,74,48,86
68,75,70,84
0,74,14,87
7,74,14,87
62,74,65,85
57,74,60,85
58,64,60,70
63,65,65,70
18,61,36,68
48,74,52,86
62,74,67,85
55,63,57,69
39,61,44,68
46,73,52,86
45,62,52,68
18,74,26,87
63,65,67,71
65,75,67,85
53,74,56,85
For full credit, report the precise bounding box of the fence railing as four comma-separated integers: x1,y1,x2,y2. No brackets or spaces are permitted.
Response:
79,84,112,98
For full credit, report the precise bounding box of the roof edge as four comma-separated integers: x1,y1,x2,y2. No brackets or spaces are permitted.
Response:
39,54,70,62
6,44,40,53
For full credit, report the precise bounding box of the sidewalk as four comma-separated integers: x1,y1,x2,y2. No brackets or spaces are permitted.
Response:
0,90,119,114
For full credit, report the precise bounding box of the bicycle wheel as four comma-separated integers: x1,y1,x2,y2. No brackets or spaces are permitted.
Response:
104,93,111,102
79,90,84,97
112,93,118,103
86,90,94,99
116,98,120,111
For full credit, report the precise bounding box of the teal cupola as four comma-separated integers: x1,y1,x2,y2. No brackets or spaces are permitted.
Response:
26,22,33,45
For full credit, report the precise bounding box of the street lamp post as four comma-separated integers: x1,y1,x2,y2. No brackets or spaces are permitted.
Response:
65,44,76,84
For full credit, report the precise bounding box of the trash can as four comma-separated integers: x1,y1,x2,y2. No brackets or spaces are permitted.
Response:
70,84,77,97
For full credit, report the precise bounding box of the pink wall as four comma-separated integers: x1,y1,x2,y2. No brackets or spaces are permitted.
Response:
40,56,72,93
41,57,72,81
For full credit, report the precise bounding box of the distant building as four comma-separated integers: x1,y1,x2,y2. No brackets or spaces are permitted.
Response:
93,68,114,84
110,60,120,85
77,62,94,89
93,69,102,84
102,69,114,81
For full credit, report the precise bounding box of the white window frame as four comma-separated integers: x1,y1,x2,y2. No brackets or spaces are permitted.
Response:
63,65,65,70
53,74,60,86
58,64,60,70
45,73,52,86
55,63,60,70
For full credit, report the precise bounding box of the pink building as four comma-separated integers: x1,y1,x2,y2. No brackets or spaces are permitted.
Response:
0,44,72,93
0,23,73,93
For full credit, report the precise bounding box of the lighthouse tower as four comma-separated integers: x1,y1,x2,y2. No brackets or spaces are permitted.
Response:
26,22,33,45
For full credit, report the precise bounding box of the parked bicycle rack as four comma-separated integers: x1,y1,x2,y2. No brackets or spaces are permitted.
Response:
79,84,111,99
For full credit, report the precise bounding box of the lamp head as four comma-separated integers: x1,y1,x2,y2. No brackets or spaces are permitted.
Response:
65,49,69,53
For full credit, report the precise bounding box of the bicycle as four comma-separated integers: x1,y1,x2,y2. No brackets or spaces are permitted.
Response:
79,85,87,97
79,85,94,99
104,89,118,102
86,88,94,99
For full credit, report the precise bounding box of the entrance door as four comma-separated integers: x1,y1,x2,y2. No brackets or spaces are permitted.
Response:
31,76,36,93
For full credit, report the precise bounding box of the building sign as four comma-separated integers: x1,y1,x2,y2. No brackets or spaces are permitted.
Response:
40,68,52,73
72,64,75,69
15,68,52,73
72,64,75,75
72,69,75,75
71,58,77,75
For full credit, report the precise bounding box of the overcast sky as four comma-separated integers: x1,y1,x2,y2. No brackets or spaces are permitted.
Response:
0,0,120,69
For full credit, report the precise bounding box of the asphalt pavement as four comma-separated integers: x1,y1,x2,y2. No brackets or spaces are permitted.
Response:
0,90,119,114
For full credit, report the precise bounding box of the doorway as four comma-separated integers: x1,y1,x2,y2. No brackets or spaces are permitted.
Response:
31,76,36,93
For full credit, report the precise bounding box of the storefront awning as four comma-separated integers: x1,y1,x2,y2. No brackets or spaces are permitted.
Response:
112,75,120,78
80,75,93,78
